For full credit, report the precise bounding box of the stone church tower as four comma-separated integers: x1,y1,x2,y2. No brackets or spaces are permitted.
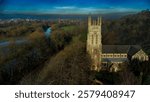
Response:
87,16,102,71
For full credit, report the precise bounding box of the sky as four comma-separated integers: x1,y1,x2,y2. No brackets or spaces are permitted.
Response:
0,0,150,14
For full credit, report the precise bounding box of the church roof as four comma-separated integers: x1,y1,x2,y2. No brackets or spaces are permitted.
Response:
102,45,129,53
102,45,141,55
127,45,142,56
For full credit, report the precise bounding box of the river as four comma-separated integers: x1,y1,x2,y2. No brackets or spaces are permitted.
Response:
0,27,52,56
0,40,27,47
44,27,52,38
0,27,51,47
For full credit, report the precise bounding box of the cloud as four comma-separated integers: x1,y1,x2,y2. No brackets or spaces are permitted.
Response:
0,3,142,14
49,6,140,14
54,6,77,10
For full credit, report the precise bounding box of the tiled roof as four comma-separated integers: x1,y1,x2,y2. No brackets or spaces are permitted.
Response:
102,45,141,56
128,45,142,56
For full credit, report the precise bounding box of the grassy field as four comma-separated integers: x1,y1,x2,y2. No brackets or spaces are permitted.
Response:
61,25,77,31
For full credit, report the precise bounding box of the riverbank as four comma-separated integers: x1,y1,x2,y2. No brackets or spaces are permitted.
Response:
0,39,28,47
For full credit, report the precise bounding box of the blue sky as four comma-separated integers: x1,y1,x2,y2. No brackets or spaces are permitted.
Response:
0,0,150,14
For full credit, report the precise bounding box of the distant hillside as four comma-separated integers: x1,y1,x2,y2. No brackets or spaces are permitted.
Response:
102,10,150,54
0,12,137,20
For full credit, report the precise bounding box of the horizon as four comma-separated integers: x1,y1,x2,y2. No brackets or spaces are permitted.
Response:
0,0,150,14
0,11,139,15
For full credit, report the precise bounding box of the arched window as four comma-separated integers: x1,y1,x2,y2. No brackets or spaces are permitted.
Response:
92,35,93,44
138,56,141,60
141,55,145,61
146,56,149,61
96,34,98,44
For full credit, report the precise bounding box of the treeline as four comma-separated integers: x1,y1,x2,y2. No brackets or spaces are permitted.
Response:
0,21,43,40
50,23,87,52
21,37,91,85
102,10,150,54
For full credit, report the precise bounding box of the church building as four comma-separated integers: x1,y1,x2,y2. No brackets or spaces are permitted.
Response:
86,16,149,72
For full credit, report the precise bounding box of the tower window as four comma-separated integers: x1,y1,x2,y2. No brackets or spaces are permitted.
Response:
92,35,93,44
96,34,98,44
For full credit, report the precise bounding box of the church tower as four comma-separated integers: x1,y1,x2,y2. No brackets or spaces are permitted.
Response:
87,16,102,71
